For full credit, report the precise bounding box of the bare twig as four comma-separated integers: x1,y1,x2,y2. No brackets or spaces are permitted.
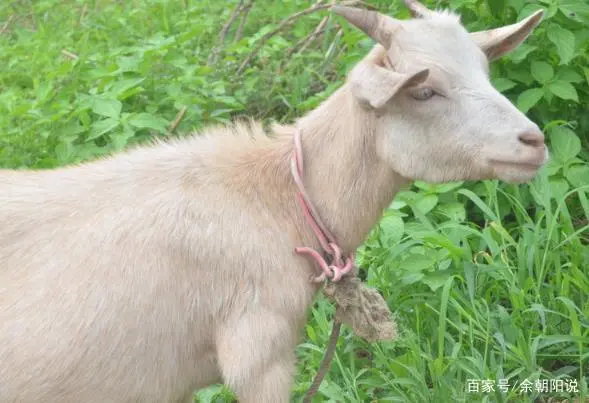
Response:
236,0,361,76
284,26,329,63
279,0,328,70
61,49,79,60
276,17,331,75
291,16,330,57
208,0,245,65
167,106,187,135
302,319,342,403
234,0,255,43
0,15,14,35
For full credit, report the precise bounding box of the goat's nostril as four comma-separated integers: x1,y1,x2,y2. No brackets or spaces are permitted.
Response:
518,131,545,148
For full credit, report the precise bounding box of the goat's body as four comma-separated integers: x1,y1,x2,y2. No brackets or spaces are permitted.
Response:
0,127,316,402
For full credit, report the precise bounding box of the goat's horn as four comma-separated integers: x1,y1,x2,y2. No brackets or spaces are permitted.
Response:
403,0,431,18
332,6,395,48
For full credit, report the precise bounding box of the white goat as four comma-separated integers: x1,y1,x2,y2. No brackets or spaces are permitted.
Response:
0,1,548,402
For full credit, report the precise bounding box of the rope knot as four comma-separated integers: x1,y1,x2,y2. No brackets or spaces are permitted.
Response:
291,130,356,284
295,246,355,283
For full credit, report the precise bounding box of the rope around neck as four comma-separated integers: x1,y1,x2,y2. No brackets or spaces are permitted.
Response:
290,128,354,402
290,128,399,402
290,129,355,283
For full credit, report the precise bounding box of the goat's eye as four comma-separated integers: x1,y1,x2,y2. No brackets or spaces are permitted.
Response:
410,87,436,101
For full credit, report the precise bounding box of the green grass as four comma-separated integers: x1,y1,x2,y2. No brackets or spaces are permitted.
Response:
1,0,587,402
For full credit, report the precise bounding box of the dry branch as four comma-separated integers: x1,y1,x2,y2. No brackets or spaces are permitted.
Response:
208,0,245,65
276,17,332,75
61,49,79,60
302,320,341,403
236,0,362,76
0,15,14,35
234,0,254,43
287,16,330,58
167,106,188,135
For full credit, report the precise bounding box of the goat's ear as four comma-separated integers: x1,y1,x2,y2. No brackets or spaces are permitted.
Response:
470,9,544,61
349,63,429,109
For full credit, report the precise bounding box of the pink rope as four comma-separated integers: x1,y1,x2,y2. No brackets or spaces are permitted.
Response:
291,129,355,283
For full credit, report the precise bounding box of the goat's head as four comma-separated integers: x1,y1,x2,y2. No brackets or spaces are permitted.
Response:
333,1,548,184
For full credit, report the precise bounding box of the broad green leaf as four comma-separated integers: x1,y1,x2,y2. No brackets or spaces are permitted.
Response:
437,202,467,222
437,258,452,271
516,88,543,112
547,80,578,102
414,194,439,215
508,69,535,85
401,272,425,285
422,272,451,292
379,215,405,245
414,181,435,192
531,61,554,84
128,113,169,133
389,200,407,210
414,181,463,194
492,77,517,92
60,120,87,138
565,164,589,188
507,44,536,64
75,144,106,161
111,127,136,151
544,158,562,176
549,126,581,163
92,98,122,119
547,24,576,64
555,67,584,83
397,190,418,203
79,110,91,127
55,141,74,164
215,96,243,109
404,221,436,238
88,118,120,140
401,254,436,273
316,379,347,401
108,78,146,98
434,181,464,193
114,56,142,73
559,1,589,23
519,4,548,18
548,178,570,200
194,385,225,402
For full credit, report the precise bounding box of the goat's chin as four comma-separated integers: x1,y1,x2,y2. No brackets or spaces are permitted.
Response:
493,166,542,184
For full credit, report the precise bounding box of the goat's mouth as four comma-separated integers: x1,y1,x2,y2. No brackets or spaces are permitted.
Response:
489,148,549,172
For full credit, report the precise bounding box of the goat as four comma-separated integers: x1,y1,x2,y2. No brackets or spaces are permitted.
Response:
0,1,548,402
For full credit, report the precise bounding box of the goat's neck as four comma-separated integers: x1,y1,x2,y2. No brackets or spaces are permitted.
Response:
292,85,410,253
